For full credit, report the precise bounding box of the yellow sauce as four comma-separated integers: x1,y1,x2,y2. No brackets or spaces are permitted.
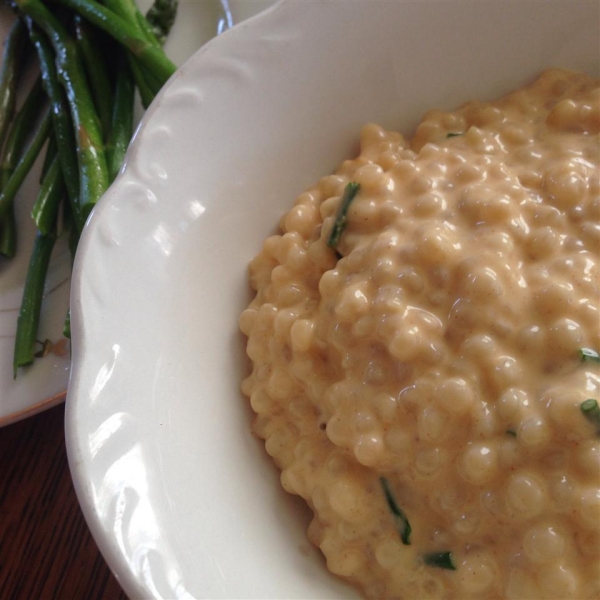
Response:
240,69,600,599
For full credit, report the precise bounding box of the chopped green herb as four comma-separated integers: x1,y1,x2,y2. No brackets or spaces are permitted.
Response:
424,551,456,570
579,348,600,362
506,429,517,437
380,477,412,545
327,182,360,250
580,399,600,431
446,132,463,138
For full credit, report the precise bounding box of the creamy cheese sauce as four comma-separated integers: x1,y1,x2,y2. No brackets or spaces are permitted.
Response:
240,69,600,599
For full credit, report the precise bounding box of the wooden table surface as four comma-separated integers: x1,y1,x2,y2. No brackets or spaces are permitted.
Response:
0,403,128,600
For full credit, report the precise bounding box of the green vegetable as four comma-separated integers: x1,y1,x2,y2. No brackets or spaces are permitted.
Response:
105,56,135,182
52,0,177,85
103,0,162,48
0,23,23,256
0,106,52,220
380,477,412,545
6,0,178,375
446,132,463,138
102,0,174,108
579,348,600,363
73,15,113,138
424,551,456,570
0,18,27,151
99,0,158,107
0,77,46,189
146,0,178,45
506,429,517,437
129,58,157,108
15,0,109,223
62,198,79,258
327,182,360,250
40,134,57,183
0,208,16,257
13,230,57,377
26,18,81,229
31,155,65,235
580,399,600,431
0,76,46,257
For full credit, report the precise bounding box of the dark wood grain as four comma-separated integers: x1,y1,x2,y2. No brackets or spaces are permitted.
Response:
0,404,128,600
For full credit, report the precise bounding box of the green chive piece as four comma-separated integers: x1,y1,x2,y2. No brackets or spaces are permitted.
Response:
326,182,360,250
580,399,600,430
424,551,456,570
506,429,517,437
579,348,600,362
446,132,463,138
380,477,412,545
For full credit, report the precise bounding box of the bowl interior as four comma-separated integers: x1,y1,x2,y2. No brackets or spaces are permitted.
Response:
66,1,600,598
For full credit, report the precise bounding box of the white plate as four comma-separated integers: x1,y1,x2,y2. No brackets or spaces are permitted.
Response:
66,1,599,598
0,0,271,426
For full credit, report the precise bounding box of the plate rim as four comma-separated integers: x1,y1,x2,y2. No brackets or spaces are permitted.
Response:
0,389,66,428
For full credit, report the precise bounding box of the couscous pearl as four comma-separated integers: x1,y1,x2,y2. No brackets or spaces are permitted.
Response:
459,443,498,485
523,523,566,562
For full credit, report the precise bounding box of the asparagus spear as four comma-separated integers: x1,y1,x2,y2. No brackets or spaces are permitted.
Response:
15,0,109,223
0,205,15,256
13,127,63,374
13,229,57,376
0,76,46,190
39,134,56,182
103,0,161,48
25,19,81,230
146,0,178,45
31,154,64,234
129,57,156,108
7,0,179,375
101,0,160,107
105,54,134,182
0,76,46,257
0,106,52,220
100,0,172,107
0,18,27,152
0,18,28,257
49,0,176,85
73,15,112,139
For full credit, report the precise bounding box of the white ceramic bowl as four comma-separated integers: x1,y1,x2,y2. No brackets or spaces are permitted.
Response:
66,1,600,598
